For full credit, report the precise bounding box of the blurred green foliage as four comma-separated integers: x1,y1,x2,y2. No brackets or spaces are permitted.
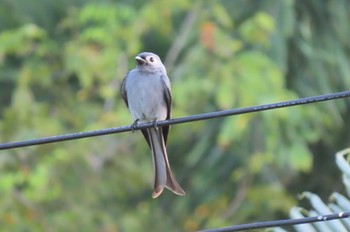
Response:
0,0,349,231
276,148,350,232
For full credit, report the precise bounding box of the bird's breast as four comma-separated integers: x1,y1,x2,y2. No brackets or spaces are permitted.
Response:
126,72,167,122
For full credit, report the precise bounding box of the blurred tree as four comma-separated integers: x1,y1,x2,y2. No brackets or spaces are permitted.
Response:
0,0,349,231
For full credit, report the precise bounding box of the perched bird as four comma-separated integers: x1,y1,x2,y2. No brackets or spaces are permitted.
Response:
121,52,185,198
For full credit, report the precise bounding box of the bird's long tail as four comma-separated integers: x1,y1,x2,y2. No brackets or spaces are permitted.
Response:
147,128,185,198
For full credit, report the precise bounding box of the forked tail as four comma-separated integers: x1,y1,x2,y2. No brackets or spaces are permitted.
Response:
147,128,185,198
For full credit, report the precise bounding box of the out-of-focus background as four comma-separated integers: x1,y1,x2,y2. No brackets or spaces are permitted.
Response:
0,0,350,231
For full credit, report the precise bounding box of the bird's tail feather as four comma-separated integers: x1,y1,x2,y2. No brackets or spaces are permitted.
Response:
148,128,185,198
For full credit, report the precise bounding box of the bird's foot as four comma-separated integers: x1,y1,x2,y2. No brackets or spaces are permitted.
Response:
131,119,139,133
152,118,159,130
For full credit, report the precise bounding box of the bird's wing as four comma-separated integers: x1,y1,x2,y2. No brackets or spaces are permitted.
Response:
161,74,172,145
120,71,129,107
122,71,152,148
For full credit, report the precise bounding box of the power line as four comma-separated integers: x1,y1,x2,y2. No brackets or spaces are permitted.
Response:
0,90,350,150
198,211,350,232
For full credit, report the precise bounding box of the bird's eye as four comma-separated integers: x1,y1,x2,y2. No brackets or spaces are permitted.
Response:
149,57,154,62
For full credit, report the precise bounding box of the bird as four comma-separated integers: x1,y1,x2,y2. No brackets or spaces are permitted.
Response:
120,52,185,198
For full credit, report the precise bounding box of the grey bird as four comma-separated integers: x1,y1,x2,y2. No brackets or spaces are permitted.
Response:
121,52,185,198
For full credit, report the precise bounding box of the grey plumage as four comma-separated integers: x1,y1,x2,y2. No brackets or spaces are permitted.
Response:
121,52,185,198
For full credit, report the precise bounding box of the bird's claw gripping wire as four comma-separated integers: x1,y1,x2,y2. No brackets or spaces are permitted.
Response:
131,119,139,133
152,118,159,130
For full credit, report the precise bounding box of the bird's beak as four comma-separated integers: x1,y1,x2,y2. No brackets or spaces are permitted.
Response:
135,55,147,65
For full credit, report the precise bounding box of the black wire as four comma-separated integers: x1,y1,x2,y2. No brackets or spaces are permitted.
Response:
198,212,350,232
1,90,350,150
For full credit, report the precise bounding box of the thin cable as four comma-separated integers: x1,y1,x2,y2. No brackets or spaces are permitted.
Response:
0,90,350,150
198,212,350,232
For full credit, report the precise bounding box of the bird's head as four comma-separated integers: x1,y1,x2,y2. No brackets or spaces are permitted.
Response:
135,52,166,73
